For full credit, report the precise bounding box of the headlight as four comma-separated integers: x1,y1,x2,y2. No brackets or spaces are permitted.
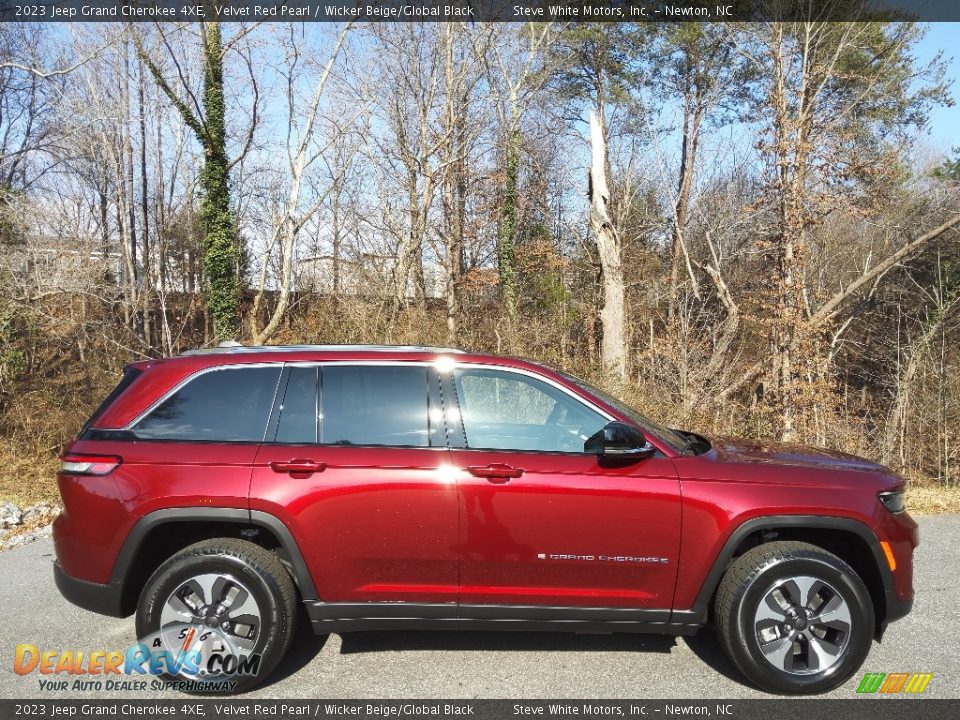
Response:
879,490,906,514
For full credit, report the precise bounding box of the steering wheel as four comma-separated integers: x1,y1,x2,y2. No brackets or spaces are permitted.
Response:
544,403,564,427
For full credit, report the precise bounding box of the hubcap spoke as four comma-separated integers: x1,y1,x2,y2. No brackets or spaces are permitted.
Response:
194,574,218,606
811,593,851,627
759,635,796,672
787,576,817,608
227,590,259,620
755,592,789,624
805,633,843,671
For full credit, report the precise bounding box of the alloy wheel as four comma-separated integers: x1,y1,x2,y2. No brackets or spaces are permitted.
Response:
753,574,852,675
158,572,263,658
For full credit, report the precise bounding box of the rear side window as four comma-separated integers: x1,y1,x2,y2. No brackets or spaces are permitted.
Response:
83,367,142,430
321,365,430,447
133,366,281,442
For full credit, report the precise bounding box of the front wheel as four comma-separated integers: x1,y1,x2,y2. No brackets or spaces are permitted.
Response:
136,538,297,694
714,541,874,695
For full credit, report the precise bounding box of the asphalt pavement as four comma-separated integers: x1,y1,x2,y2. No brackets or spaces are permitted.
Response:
1,516,956,700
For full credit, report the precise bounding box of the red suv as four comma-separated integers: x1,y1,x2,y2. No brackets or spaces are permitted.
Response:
53,345,917,694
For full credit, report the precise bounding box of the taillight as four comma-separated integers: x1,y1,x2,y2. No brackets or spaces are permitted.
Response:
60,453,121,476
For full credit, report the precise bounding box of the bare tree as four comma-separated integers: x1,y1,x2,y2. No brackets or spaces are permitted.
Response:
589,110,626,380
249,23,353,344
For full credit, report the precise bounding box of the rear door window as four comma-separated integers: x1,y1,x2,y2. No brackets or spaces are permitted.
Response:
274,366,319,444
320,365,431,447
133,366,281,442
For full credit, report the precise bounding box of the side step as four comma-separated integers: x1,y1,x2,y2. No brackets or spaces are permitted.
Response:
304,601,700,636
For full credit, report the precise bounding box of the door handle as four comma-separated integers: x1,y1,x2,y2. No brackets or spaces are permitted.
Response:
467,463,523,483
269,459,326,475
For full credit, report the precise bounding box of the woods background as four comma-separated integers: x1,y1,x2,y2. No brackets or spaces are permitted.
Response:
1,19,958,509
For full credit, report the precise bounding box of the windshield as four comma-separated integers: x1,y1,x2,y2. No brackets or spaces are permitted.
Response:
548,368,688,452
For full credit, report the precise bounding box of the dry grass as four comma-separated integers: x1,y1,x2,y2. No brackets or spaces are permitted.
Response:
0,440,60,506
0,312,957,516
907,484,960,515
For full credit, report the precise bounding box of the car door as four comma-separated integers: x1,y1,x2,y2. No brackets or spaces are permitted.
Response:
250,362,460,605
446,365,682,611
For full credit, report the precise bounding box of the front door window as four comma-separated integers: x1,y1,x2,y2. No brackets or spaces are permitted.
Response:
453,368,608,454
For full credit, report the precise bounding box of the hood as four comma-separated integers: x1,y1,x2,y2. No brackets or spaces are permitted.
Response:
707,436,892,475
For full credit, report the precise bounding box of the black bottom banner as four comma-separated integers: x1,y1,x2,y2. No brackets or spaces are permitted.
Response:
1,700,957,720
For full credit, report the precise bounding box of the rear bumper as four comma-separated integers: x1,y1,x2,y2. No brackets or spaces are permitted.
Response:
54,562,127,618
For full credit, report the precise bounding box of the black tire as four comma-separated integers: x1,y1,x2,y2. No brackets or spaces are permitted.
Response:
136,538,297,694
714,541,874,695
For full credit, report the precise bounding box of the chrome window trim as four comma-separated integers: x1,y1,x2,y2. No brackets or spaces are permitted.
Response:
283,360,614,424
444,363,614,452
122,362,283,432
446,363,614,424
116,359,612,436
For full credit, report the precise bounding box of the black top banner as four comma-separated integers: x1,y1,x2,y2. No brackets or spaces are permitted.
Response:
0,0,958,23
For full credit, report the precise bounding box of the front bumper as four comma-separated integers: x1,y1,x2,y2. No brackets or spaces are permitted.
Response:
884,594,914,624
54,562,128,617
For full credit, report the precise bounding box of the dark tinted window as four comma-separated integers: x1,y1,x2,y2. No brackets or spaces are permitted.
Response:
275,366,318,444
321,365,429,447
134,366,281,442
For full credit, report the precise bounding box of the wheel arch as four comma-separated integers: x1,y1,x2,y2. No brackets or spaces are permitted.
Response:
111,508,317,616
676,515,893,628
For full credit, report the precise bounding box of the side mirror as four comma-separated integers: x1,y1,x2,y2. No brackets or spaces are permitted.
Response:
584,421,655,459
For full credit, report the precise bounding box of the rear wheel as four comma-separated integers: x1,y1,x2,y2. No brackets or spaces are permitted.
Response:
136,538,297,694
715,541,874,694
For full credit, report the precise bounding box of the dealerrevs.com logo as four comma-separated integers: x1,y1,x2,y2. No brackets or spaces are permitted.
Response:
13,627,261,693
856,672,934,695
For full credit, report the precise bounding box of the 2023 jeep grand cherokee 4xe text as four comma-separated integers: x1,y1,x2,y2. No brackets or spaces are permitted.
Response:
53,344,917,695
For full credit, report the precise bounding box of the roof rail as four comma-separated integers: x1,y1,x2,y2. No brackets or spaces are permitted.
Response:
179,343,466,357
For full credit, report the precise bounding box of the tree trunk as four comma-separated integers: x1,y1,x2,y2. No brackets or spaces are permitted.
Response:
331,178,341,298
588,109,626,382
768,23,813,443
123,38,140,338
441,25,468,346
199,23,241,342
498,125,520,326
668,89,702,320
138,62,152,347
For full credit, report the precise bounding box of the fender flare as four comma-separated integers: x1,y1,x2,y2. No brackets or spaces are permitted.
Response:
109,507,318,600
674,515,892,624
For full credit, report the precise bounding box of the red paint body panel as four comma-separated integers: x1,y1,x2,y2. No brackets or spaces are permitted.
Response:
53,438,253,583
53,346,918,625
451,449,680,607
250,445,459,603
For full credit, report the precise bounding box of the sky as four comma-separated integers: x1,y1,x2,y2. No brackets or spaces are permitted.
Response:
916,22,960,152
